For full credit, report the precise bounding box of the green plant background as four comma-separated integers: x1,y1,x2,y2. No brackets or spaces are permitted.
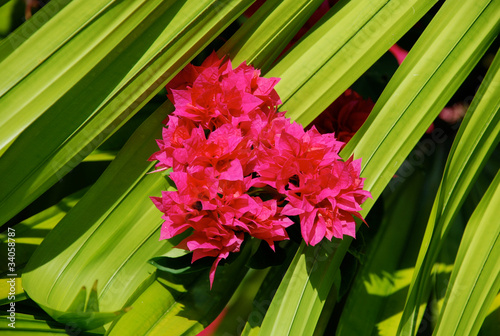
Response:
0,0,498,335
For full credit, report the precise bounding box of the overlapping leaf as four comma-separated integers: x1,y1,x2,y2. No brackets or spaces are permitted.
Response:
218,0,325,72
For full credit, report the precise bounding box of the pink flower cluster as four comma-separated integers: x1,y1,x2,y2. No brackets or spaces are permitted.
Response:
149,53,371,286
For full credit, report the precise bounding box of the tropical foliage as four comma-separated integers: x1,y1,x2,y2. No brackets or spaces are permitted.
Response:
0,0,498,335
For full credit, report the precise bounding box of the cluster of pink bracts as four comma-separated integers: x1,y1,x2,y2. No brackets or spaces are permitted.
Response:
149,53,371,286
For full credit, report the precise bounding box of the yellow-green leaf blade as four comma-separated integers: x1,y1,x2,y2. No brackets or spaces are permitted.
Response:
433,171,500,336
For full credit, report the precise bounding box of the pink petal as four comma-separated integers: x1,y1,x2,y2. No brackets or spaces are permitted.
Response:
220,159,244,181
281,204,304,216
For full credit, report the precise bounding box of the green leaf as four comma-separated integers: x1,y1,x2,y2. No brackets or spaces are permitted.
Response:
211,268,270,335
258,238,350,336
0,0,24,40
433,171,500,336
398,41,500,335
241,248,298,336
86,280,100,313
106,241,252,336
54,310,126,332
0,311,104,335
148,251,214,275
83,149,118,162
66,285,87,313
20,0,256,328
218,0,326,72
480,292,500,335
0,188,86,275
0,0,143,144
399,47,500,335
373,269,427,335
312,269,341,336
0,189,85,306
346,0,499,206
48,280,129,330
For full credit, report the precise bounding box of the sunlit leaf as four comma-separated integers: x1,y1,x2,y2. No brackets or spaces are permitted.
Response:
399,41,500,336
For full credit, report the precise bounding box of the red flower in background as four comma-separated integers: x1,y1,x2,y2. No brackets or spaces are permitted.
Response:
389,44,409,65
308,89,374,143
439,103,467,124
